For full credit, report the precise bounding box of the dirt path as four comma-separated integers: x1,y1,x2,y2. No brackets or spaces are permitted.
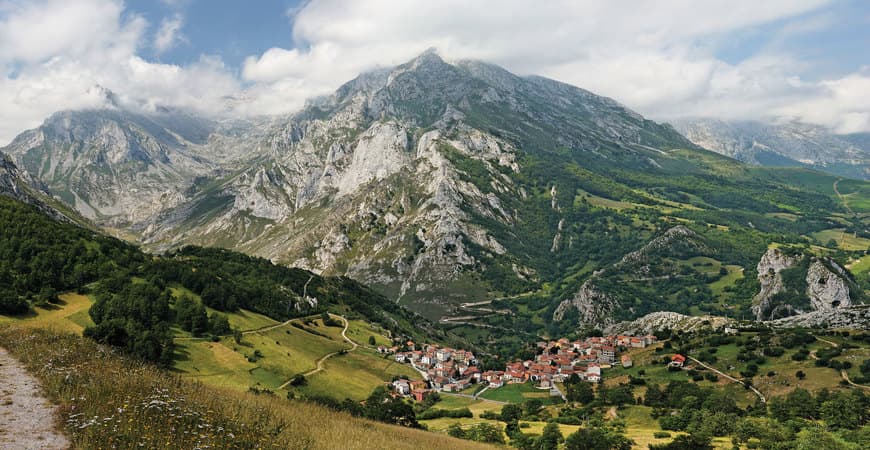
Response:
810,335,870,390
280,314,357,387
0,347,69,450
833,179,856,218
688,356,766,403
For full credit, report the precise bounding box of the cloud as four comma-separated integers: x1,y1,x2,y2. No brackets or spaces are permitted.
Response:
1,0,868,145
154,13,186,55
0,0,238,144
241,0,870,133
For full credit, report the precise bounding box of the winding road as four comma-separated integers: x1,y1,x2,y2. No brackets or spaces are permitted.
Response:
279,314,358,388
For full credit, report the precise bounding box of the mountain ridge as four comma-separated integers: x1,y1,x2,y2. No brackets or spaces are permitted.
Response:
4,51,869,336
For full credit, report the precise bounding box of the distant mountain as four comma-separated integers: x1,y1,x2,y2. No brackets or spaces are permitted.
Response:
6,51,869,340
1,108,272,226
673,119,870,180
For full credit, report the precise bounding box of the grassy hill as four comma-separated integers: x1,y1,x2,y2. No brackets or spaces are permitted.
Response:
0,326,492,450
1,288,421,400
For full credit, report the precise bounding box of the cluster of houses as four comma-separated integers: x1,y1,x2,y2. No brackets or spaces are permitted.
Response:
380,342,481,400
486,334,659,388
382,334,659,400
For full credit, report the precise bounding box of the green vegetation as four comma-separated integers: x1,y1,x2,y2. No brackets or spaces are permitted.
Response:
0,327,490,450
479,381,553,403
0,195,432,365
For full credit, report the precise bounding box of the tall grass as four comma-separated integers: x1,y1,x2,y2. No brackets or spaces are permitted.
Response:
0,327,493,449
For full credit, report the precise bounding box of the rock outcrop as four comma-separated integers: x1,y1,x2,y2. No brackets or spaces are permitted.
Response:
769,305,870,329
752,248,801,320
753,248,860,322
553,280,620,328
806,259,852,311
606,311,736,335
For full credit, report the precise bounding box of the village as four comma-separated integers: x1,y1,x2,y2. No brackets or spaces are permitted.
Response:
379,333,659,401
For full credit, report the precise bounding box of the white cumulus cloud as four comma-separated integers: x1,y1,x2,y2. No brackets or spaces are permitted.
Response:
154,13,186,55
1,0,869,145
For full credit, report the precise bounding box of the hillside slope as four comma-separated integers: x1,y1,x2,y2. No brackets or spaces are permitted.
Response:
0,327,492,450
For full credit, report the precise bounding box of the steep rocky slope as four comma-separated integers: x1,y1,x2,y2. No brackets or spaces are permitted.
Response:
1,108,271,226
131,51,703,319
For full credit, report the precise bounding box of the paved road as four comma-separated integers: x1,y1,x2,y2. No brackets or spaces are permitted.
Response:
0,347,70,450
280,314,357,388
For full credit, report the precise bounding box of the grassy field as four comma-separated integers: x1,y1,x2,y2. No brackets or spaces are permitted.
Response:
0,326,493,450
810,228,870,250
608,331,867,407
1,289,418,401
297,348,419,400
478,381,553,403
0,292,93,333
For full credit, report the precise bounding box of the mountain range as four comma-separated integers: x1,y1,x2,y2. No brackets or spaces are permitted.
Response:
3,50,869,345
673,118,870,180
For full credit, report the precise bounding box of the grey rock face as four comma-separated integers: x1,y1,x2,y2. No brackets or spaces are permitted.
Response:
806,259,852,311
1,109,270,226
553,280,620,328
752,248,801,320
769,305,870,329
753,248,859,321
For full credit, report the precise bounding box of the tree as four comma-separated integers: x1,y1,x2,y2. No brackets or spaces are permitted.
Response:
820,393,863,429
364,386,419,428
468,423,505,444
523,398,544,417
796,370,806,380
794,427,849,450
538,422,563,450
565,425,633,450
368,335,376,346
500,403,523,423
566,379,594,404
289,374,307,386
649,432,713,450
233,328,243,344
208,313,231,336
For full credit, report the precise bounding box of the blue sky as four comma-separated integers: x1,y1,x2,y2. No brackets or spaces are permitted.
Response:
130,0,302,69
131,0,870,83
0,0,868,144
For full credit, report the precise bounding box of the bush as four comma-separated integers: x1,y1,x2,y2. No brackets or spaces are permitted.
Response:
416,408,473,420
289,374,307,386
654,431,672,438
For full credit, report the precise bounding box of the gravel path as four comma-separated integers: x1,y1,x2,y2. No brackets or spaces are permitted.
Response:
0,347,69,450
